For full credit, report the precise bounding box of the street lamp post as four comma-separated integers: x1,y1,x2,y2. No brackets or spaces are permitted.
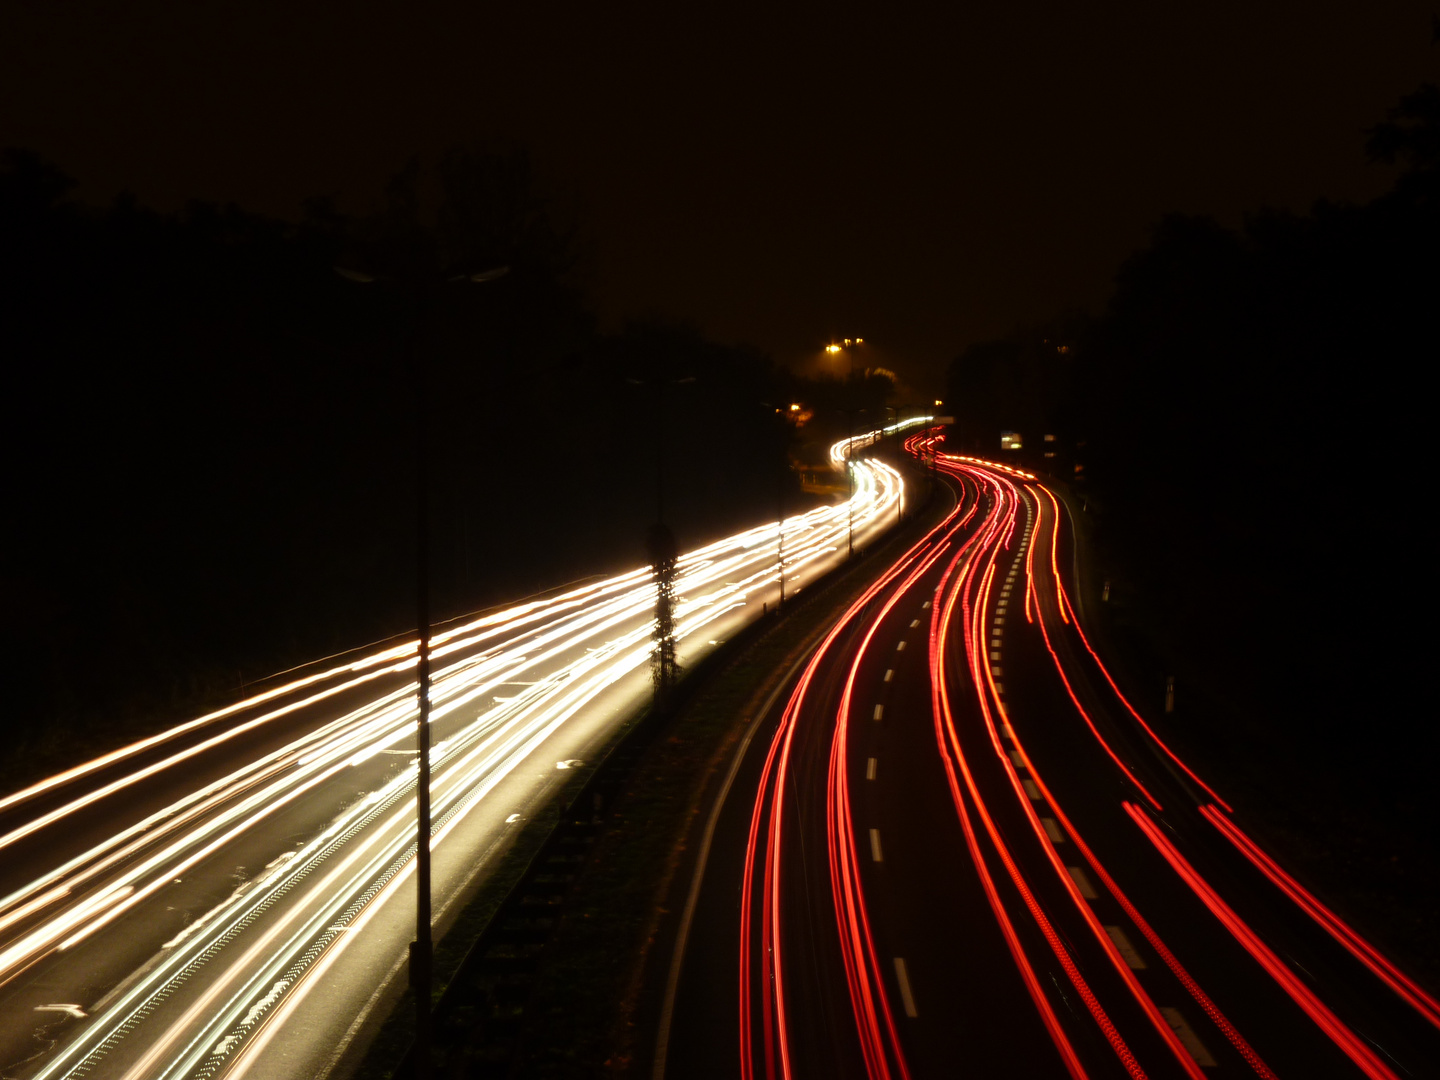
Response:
827,338,864,558
337,261,507,1080
628,373,695,707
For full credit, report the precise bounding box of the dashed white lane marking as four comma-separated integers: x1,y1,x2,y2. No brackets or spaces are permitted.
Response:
870,829,884,862
896,641,907,652
1008,750,1024,768
1022,779,1041,800
992,667,1003,676
993,616,1005,625
1161,1007,1217,1067
1041,817,1066,843
909,618,921,628
866,757,877,780
505,813,521,823
1105,924,1145,966
990,651,1001,661
922,600,931,609
893,957,919,1018
1068,866,1099,899
884,669,894,682
994,681,1005,694
873,704,884,721
1001,588,1011,596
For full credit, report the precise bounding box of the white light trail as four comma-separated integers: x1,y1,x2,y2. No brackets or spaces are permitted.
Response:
5,421,929,1080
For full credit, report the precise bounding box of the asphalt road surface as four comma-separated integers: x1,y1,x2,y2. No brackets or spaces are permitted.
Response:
0,420,929,1080
660,435,1440,1079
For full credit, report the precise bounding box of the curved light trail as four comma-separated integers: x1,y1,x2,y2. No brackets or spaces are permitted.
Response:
727,427,1438,1080
0,421,928,1080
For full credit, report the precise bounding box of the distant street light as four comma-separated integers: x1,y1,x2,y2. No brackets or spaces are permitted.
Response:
335,260,508,1080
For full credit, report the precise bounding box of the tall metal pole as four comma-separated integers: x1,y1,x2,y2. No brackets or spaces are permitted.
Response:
777,411,786,609
411,303,434,1080
847,345,855,559
333,264,507,1080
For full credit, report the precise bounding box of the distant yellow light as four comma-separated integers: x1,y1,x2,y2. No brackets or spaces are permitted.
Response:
790,403,801,412
826,344,842,354
855,338,863,344
934,399,942,407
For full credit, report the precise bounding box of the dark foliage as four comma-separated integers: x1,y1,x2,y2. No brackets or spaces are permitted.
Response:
0,148,808,782
944,85,1439,800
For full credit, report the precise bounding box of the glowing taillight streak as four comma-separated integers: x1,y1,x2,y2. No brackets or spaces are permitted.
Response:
1201,804,1440,1031
1034,487,1234,813
969,545,1252,1079
1021,490,1163,811
949,546,1146,1079
928,503,1089,1080
826,543,950,1080
1124,802,1402,1080
740,480,958,1080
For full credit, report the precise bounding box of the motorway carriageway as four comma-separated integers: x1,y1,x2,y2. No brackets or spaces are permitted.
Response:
0,418,930,1080
660,432,1440,1079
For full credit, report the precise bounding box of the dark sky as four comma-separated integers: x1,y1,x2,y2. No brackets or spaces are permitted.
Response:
2,0,1434,391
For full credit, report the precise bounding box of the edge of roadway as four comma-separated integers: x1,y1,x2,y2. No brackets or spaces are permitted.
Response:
344,455,952,1080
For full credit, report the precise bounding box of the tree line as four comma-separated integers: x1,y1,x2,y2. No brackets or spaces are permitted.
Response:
0,146,841,788
944,83,1438,798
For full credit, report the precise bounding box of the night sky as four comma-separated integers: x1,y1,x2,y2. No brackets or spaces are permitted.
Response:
2,0,1434,389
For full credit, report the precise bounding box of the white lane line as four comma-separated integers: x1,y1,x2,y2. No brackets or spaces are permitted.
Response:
893,957,919,1018
504,813,520,824
991,667,1003,676
866,757,877,781
1161,1007,1217,1067
873,705,884,721
922,601,931,609
1041,817,1065,843
1022,779,1041,800
1008,750,1024,768
1105,924,1145,966
1068,866,1099,898
990,651,1001,661
869,829,884,863
993,616,1005,625
884,669,894,682
896,641,907,652
994,681,1005,693
909,619,920,628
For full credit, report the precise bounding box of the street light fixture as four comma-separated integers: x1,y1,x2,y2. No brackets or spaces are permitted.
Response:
828,337,865,557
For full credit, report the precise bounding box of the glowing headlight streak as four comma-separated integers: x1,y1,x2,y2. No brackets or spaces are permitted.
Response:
15,429,910,1080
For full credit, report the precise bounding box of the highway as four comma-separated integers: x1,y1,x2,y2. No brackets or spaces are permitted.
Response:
0,418,929,1080
661,434,1440,1079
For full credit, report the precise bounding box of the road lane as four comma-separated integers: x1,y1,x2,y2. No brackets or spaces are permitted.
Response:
665,432,1440,1080
0,418,931,1080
